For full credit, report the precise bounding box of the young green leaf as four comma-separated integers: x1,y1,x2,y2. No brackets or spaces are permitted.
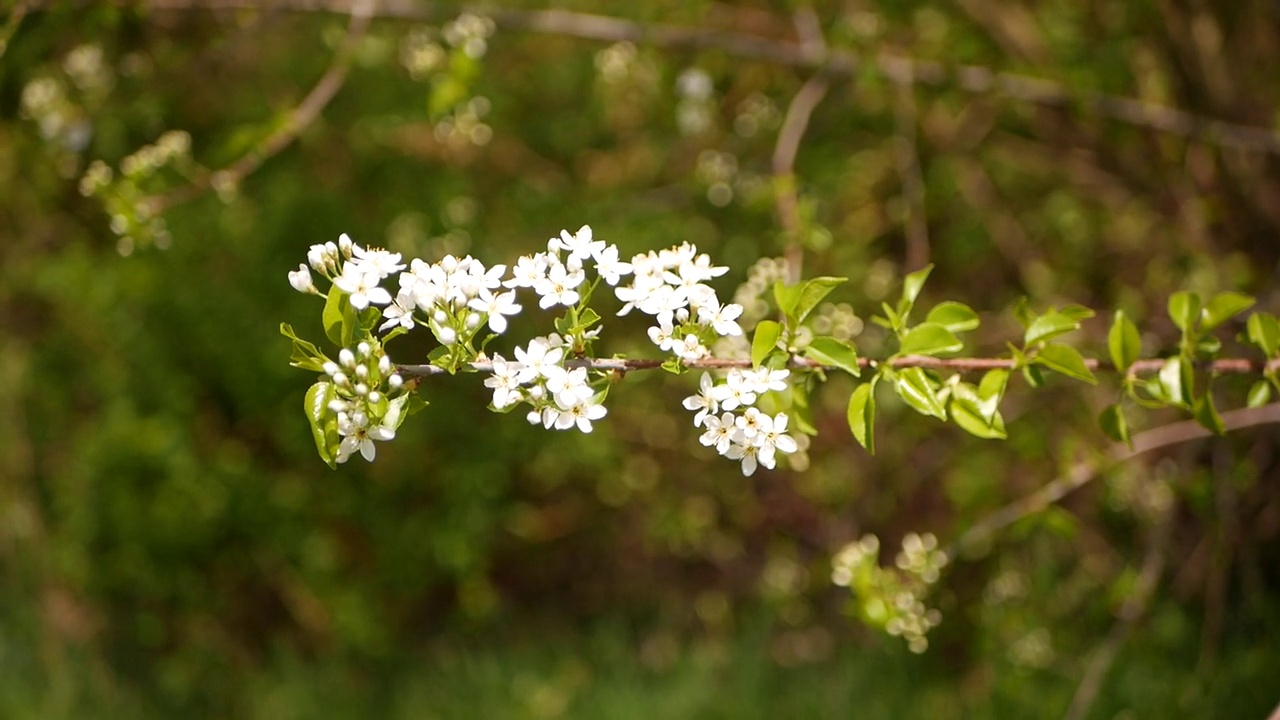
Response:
791,381,820,436
901,264,934,305
1200,292,1254,330
304,381,339,469
322,285,347,346
1034,343,1097,384
806,336,861,377
925,301,980,333
1098,404,1132,448
1167,291,1201,333
895,367,947,419
1247,312,1280,357
1024,308,1090,347
1107,310,1141,373
898,322,963,356
751,320,783,367
773,281,802,323
847,380,877,453
1193,393,1225,435
793,276,848,325
950,395,1007,439
1247,379,1272,408
280,323,329,372
1157,357,1189,407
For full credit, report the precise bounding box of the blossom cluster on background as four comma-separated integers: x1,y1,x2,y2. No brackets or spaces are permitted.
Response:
289,226,796,474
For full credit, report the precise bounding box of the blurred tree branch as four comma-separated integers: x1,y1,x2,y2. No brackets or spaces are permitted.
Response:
129,0,1280,156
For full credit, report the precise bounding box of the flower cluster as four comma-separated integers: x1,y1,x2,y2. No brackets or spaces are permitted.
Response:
831,533,946,653
320,341,407,463
682,370,798,476
288,225,798,476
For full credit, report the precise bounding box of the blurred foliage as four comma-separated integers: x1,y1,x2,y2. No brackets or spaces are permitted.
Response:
2,0,1279,716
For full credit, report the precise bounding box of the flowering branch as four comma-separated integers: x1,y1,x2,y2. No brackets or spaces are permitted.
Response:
137,0,1280,157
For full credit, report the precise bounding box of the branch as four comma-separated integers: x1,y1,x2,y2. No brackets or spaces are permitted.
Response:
396,354,1280,378
135,0,1280,157
770,9,829,286
948,402,1280,560
889,68,930,270
140,0,375,214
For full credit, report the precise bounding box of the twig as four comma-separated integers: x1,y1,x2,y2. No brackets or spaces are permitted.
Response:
134,0,1280,157
396,355,1280,378
889,67,930,270
140,0,375,214
1063,497,1173,720
948,402,1280,560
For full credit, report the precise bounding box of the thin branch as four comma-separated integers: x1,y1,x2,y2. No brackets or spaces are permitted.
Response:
396,354,1280,378
140,0,375,214
1064,499,1173,720
135,0,1280,157
889,69,930,270
948,402,1280,560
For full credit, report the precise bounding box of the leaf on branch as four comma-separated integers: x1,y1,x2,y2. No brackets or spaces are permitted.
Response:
1098,403,1132,449
895,367,947,420
1247,312,1280,358
925,301,980,333
1167,291,1201,333
949,382,1006,439
792,276,848,325
847,379,877,453
806,336,860,377
773,282,802,323
1247,380,1272,408
898,322,963,357
280,323,329,372
752,320,783,367
1108,310,1141,373
1024,307,1093,347
304,381,339,469
1033,343,1097,384
1201,292,1254,330
1193,393,1225,435
323,284,347,347
902,264,934,306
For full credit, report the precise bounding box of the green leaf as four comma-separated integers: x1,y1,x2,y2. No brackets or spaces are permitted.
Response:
304,381,339,469
951,396,1007,439
895,367,947,420
773,282,802,322
1022,364,1044,388
1201,292,1254,330
1247,312,1280,357
1167,291,1201,333
792,276,847,325
1247,380,1272,408
280,323,329,372
1034,343,1097,384
1193,393,1225,435
1157,357,1189,407
898,322,963,356
847,380,876,453
806,336,860,377
751,320,783,367
1024,308,1090,347
902,264,934,305
661,357,687,375
978,369,1009,407
406,393,430,416
381,326,409,345
1012,297,1034,330
341,295,357,346
322,284,347,346
791,381,819,436
925,301,980,333
1108,310,1141,372
1098,404,1132,448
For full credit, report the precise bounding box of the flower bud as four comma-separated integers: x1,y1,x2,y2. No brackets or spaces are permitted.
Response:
355,364,368,379
328,399,348,413
338,233,354,258
339,348,356,367
378,356,391,374
438,326,457,345
354,382,369,396
526,410,541,425
368,391,382,404
465,313,481,329
322,361,339,376
357,341,371,357
433,309,448,323
388,374,403,390
333,372,349,386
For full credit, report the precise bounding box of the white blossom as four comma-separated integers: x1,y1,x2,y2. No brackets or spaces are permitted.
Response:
334,266,393,310
533,262,584,309
682,373,718,426
514,338,565,383
699,412,737,454
288,264,317,294
467,288,522,333
484,354,524,409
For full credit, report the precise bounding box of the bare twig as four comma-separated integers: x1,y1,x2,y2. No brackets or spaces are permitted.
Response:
133,0,1280,157
948,402,1280,560
397,355,1280,378
140,0,375,214
1064,498,1174,720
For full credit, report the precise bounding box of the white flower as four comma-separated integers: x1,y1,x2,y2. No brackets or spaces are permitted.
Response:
592,244,632,286
349,245,406,279
712,369,757,410
647,320,676,351
334,266,393,310
699,412,737,454
336,410,396,463
505,253,549,288
734,406,766,445
337,233,354,258
698,301,743,336
756,412,798,469
307,243,334,274
557,225,605,262
514,338,565,383
484,354,524,409
742,367,790,394
467,288,522,334
682,373,718,426
533,262,584,309
544,393,607,432
546,366,593,407
673,334,707,361
380,286,418,332
288,264,317,294
725,440,760,476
